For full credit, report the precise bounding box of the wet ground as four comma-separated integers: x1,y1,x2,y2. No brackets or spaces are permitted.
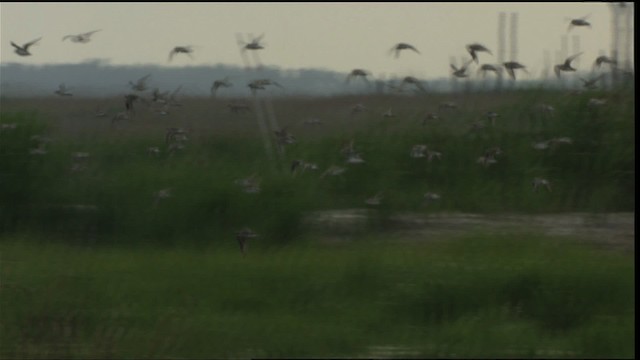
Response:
306,210,635,252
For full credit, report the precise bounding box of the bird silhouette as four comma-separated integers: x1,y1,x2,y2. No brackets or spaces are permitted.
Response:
129,74,151,92
477,64,501,77
466,43,492,64
346,69,370,84
554,52,583,78
567,15,591,31
451,59,474,78
240,34,265,51
54,83,73,96
62,30,101,43
168,46,194,62
593,55,617,70
389,43,420,58
11,37,42,56
503,61,528,80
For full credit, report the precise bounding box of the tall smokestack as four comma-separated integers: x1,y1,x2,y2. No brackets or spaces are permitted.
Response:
509,12,518,62
497,12,506,91
543,50,551,80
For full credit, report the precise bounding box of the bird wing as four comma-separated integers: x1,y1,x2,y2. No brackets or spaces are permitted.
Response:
168,50,176,62
388,45,398,56
139,74,151,84
407,44,420,54
10,41,21,49
82,29,102,37
450,64,459,71
254,33,265,43
565,52,583,65
506,67,516,80
462,58,474,70
469,50,478,64
554,65,561,79
62,35,74,42
24,37,42,49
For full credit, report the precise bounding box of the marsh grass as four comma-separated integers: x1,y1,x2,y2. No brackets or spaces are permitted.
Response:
1,89,634,245
0,233,634,358
0,89,634,357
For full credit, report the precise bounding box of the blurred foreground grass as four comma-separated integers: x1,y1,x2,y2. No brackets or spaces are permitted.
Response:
1,233,634,359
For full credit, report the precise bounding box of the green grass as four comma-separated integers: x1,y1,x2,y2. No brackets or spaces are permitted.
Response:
0,90,634,357
0,233,634,358
0,89,635,246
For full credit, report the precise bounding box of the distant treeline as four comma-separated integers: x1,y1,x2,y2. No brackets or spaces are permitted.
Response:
1,59,563,98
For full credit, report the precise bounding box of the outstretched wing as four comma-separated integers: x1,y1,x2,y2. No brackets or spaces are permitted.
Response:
23,37,42,50
462,58,474,70
82,29,102,37
565,52,583,66
405,43,420,54
554,65,561,79
253,33,265,43
10,41,21,49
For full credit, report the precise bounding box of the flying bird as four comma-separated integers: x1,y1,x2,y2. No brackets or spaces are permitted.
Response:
593,55,617,69
567,15,591,31
503,61,528,80
477,64,501,77
580,74,604,90
400,76,426,92
211,77,233,96
240,34,265,51
451,59,474,78
54,83,72,96
62,30,101,43
168,46,194,62
554,52,583,78
466,43,492,64
129,74,151,92
346,69,370,84
389,42,420,58
11,37,42,56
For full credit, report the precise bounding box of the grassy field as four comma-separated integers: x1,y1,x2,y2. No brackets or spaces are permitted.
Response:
0,233,635,358
0,88,635,358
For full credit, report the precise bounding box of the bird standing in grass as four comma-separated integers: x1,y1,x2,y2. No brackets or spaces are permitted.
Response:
532,178,552,192
54,83,73,96
236,228,258,255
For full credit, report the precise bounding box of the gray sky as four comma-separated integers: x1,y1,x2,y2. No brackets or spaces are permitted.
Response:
1,2,632,80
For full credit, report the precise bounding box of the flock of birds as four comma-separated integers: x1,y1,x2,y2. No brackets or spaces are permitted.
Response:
6,13,628,254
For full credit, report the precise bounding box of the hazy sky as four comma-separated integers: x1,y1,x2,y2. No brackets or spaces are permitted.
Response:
1,2,632,80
